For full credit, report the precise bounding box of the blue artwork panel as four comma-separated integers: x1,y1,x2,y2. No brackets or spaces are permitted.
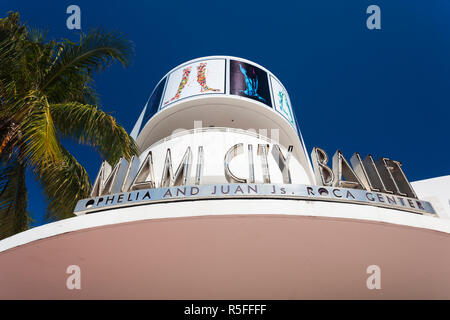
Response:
230,60,271,107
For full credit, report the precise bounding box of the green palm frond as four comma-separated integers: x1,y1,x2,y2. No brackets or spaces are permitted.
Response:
43,66,99,105
42,29,133,90
0,13,28,104
27,27,48,44
20,95,62,171
50,102,138,164
0,157,31,240
40,147,91,220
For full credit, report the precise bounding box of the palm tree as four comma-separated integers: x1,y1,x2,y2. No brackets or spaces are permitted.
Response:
0,12,139,239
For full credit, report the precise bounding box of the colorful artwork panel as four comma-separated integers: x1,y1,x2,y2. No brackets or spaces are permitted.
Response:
270,75,296,128
161,59,225,109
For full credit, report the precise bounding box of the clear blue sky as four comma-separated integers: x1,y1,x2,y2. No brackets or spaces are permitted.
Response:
1,0,449,227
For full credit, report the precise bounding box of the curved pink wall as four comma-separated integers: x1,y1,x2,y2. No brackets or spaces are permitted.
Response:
0,214,449,299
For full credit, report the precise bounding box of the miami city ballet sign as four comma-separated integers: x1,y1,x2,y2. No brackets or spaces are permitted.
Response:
74,144,436,216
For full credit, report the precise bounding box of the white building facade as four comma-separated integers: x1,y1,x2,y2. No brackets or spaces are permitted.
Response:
0,56,449,299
